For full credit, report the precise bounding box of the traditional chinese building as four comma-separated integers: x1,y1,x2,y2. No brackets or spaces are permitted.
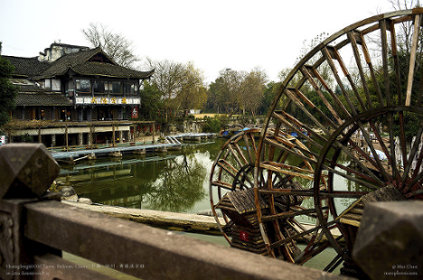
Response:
2,43,154,148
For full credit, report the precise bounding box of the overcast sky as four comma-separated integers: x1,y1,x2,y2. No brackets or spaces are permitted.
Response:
1,0,397,83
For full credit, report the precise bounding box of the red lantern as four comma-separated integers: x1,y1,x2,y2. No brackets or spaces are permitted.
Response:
239,231,249,242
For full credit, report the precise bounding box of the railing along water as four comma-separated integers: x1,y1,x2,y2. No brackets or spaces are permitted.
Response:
0,143,343,280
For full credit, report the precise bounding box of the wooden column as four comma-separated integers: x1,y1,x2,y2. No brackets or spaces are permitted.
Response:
119,131,123,144
88,125,94,148
78,133,83,146
51,134,56,147
152,122,156,143
112,123,116,147
65,124,69,151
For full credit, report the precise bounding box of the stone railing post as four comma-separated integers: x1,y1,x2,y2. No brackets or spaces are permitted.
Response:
352,201,423,279
0,143,60,279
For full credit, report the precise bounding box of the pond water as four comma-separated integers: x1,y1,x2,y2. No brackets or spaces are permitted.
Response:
58,139,226,213
58,138,358,218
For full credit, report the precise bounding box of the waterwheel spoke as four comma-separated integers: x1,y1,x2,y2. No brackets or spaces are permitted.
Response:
301,66,343,124
410,139,423,186
380,19,391,107
272,112,323,150
232,142,249,165
264,137,318,165
259,188,367,198
387,111,401,180
260,163,314,181
261,207,328,222
297,240,332,265
334,163,381,186
369,121,392,164
324,164,381,190
217,159,239,178
309,66,351,118
211,180,233,191
278,110,329,144
242,133,255,164
358,31,384,105
227,143,244,168
323,251,344,273
322,46,358,116
405,14,421,106
283,88,330,134
248,132,258,155
351,122,392,182
402,124,423,185
388,19,403,105
270,220,338,249
329,140,386,187
328,46,367,111
348,30,373,109
266,124,283,164
296,88,340,129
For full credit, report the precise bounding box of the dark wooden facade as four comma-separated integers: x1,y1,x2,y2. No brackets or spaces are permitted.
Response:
2,43,154,147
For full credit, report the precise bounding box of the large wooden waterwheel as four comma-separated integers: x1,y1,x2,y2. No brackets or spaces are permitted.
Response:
211,8,423,274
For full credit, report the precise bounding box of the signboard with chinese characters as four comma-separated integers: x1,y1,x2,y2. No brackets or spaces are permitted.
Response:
75,96,140,105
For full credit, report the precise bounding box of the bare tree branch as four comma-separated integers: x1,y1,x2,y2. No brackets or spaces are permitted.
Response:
82,23,139,68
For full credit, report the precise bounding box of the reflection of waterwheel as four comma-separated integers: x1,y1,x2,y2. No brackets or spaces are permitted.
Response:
256,8,423,274
210,8,423,276
209,128,322,260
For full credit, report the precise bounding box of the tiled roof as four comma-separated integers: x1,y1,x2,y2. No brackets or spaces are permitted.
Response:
2,56,50,78
4,46,154,80
72,61,155,79
35,48,153,79
15,93,73,106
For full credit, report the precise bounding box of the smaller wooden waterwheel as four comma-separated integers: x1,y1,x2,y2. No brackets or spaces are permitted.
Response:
209,128,325,262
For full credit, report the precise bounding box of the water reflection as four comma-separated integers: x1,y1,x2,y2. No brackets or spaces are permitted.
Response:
57,140,225,213
145,154,206,212
57,138,366,216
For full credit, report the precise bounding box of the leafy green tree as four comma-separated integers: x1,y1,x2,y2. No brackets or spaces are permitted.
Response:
258,82,280,115
202,116,228,133
207,68,243,115
139,81,164,121
146,59,206,120
207,68,267,116
239,69,267,116
176,63,207,113
0,47,18,127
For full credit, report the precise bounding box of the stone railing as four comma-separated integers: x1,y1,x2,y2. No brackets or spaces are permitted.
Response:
0,143,343,280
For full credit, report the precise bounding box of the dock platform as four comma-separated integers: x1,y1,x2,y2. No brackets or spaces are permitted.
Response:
51,133,216,160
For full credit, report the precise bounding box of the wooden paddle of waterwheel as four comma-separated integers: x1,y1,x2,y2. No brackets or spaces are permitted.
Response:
211,8,423,276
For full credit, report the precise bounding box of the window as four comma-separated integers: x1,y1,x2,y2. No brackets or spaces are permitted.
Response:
112,81,121,94
123,82,137,94
94,81,105,93
75,79,91,92
44,79,51,89
105,81,112,93
52,79,61,91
